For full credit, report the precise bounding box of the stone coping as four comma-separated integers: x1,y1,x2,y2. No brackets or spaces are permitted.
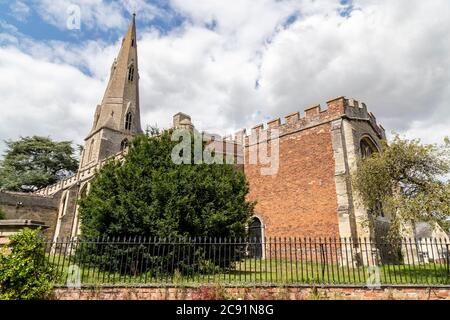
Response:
0,219,49,229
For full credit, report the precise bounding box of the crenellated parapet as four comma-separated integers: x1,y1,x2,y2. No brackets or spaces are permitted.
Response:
234,96,386,146
34,149,128,197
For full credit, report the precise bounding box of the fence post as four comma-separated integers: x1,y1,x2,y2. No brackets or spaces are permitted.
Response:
446,242,449,284
319,240,326,280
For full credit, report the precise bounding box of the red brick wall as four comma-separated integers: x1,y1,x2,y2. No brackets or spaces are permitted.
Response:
53,286,450,300
244,122,340,239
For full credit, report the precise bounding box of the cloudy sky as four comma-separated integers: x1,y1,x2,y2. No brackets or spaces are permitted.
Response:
0,0,449,157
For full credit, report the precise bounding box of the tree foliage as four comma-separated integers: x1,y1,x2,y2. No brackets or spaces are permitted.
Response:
353,135,450,237
0,228,55,300
0,208,5,220
78,130,254,274
79,131,254,239
0,136,79,192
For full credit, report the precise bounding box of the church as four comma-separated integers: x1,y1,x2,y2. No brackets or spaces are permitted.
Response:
0,16,390,242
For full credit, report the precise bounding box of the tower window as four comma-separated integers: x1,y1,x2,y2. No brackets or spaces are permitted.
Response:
128,66,135,82
360,137,378,159
131,39,135,47
125,112,133,131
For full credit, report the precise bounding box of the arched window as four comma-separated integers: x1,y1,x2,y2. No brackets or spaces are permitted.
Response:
360,137,378,159
125,112,133,131
121,139,129,151
360,137,384,218
128,65,135,82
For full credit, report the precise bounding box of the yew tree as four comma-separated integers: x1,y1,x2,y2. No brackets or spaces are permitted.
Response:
78,130,254,240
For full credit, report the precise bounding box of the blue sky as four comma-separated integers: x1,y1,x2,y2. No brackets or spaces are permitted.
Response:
0,1,353,44
0,1,186,41
0,0,449,157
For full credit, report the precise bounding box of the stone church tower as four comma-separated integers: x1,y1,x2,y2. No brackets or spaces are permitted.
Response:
80,14,142,169
0,15,143,241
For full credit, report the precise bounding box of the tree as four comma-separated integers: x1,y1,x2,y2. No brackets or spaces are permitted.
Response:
0,136,79,192
79,130,253,239
353,135,450,239
78,130,254,273
0,228,55,300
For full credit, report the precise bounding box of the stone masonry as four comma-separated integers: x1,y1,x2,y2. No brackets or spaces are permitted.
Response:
53,286,450,300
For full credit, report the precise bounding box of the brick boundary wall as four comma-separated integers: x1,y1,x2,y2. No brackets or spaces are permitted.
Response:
53,286,450,300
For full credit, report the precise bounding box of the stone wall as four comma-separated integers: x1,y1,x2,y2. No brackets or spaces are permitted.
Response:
0,191,59,239
53,286,450,300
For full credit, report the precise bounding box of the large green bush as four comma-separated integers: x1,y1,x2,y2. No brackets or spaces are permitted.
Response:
0,228,55,300
77,130,254,274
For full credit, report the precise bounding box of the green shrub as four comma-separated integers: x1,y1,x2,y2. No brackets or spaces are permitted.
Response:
78,131,254,274
0,228,55,300
0,208,5,220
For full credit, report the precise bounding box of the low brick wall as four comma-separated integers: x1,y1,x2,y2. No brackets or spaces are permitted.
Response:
53,286,450,300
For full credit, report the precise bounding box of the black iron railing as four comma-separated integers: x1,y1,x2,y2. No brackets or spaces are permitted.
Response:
41,237,449,287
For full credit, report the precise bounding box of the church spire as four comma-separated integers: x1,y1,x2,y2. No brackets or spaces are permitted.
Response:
81,15,142,169
101,13,139,107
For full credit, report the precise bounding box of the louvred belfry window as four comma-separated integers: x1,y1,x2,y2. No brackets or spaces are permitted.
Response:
128,66,134,82
125,112,133,131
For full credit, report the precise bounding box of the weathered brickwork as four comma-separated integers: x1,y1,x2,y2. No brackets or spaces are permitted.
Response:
53,286,450,300
242,96,385,239
244,122,340,238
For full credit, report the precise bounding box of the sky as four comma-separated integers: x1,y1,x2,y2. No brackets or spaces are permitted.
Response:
0,0,449,157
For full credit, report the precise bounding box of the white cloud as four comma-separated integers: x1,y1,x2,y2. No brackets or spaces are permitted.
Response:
34,0,165,32
0,46,105,154
0,0,449,158
34,0,127,31
9,1,31,22
141,0,450,142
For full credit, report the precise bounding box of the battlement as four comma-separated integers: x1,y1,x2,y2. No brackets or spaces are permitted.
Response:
235,96,386,146
34,149,128,197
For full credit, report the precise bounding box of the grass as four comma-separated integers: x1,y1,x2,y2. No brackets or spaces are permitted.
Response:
45,253,450,287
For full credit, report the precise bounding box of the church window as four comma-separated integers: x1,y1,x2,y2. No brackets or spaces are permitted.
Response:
128,66,135,82
125,112,133,131
360,137,378,159
121,139,129,151
360,137,384,217
131,39,135,47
